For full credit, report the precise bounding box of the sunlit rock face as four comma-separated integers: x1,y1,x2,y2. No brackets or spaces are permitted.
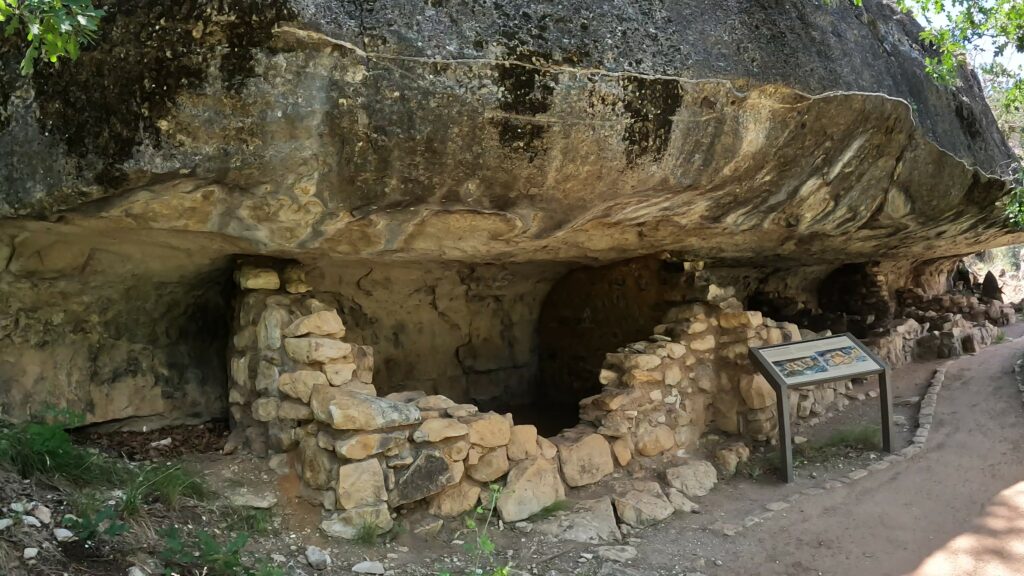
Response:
0,0,1019,425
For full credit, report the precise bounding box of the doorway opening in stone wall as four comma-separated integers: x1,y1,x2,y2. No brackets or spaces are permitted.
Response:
528,256,690,436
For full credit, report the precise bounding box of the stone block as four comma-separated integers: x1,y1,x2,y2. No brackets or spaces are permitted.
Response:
507,425,539,461
278,370,327,403
334,431,409,460
634,424,675,457
257,306,291,350
300,436,338,490
613,485,673,528
336,459,388,509
612,436,633,466
310,385,420,430
389,448,461,506
689,334,716,352
282,264,312,294
537,436,558,459
413,418,469,443
740,373,776,409
324,362,357,386
231,355,251,389
251,398,280,422
429,480,482,518
467,447,509,482
666,460,717,497
284,338,353,364
284,310,345,338
237,266,280,290
534,497,620,544
555,433,614,487
497,456,565,523
463,412,512,447
255,361,279,395
278,400,313,421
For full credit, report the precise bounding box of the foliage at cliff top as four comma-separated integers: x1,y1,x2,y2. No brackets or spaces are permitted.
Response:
0,0,104,75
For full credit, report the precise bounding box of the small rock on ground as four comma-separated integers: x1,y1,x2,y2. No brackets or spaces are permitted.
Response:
352,560,386,574
53,528,74,542
598,545,638,562
305,546,330,570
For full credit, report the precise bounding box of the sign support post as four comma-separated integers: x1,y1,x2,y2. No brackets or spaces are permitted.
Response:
748,333,892,483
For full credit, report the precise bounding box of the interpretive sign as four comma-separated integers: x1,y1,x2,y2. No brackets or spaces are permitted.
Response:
749,333,892,483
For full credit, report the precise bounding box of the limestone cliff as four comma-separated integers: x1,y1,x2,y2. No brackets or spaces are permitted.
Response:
0,0,1019,425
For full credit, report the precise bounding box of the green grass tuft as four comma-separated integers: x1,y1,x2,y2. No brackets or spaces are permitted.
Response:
0,419,126,486
353,521,379,546
795,425,882,463
224,507,275,536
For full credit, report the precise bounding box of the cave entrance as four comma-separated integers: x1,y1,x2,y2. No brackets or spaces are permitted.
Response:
527,256,686,436
297,257,687,437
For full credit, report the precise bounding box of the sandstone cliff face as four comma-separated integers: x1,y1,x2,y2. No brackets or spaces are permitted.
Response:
0,0,1019,424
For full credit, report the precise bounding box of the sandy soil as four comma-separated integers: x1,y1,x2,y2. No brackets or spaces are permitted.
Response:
688,324,1024,576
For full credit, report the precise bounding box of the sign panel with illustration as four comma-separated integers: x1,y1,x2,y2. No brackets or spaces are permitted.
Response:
748,333,891,483
757,334,883,387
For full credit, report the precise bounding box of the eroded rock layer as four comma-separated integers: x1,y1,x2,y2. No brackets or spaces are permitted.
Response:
0,0,1022,425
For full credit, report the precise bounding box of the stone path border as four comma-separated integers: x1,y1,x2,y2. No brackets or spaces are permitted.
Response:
1013,353,1024,402
710,361,954,537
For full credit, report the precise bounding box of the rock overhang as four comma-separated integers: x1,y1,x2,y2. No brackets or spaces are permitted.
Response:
0,0,1021,268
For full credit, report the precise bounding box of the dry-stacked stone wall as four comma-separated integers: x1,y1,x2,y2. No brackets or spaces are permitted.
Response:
580,298,850,461
224,263,912,539
227,264,572,537
865,288,1017,368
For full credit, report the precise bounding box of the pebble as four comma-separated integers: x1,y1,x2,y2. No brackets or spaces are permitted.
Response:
305,546,330,570
23,547,39,560
792,436,807,445
765,501,789,511
271,554,287,563
0,518,13,530
128,567,147,576
22,515,41,528
514,521,533,533
53,528,74,542
30,505,52,525
352,560,386,574
847,469,869,480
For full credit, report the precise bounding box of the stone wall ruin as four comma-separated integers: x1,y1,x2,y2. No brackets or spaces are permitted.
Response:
224,259,911,537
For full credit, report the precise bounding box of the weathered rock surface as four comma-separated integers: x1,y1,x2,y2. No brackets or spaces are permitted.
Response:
666,460,718,497
390,448,460,506
536,497,621,543
497,456,566,522
0,0,1019,429
309,385,421,430
555,433,615,487
336,459,387,509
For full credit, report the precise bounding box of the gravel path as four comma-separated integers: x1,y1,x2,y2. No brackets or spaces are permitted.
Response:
709,328,1024,576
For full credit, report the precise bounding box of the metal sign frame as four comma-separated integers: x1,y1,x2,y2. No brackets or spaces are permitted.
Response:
748,333,893,483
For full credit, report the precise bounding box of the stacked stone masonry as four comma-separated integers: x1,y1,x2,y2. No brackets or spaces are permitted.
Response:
867,288,1015,368
227,263,1016,539
580,298,852,454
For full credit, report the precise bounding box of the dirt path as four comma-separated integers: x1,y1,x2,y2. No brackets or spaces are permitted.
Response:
706,332,1024,576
